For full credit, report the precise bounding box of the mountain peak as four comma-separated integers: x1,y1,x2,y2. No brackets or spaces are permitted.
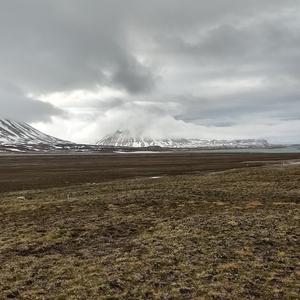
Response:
97,129,270,148
0,119,69,145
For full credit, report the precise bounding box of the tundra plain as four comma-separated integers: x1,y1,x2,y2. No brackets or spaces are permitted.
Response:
0,153,300,299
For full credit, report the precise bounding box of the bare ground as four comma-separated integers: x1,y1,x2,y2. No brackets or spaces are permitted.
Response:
0,154,299,299
0,152,300,193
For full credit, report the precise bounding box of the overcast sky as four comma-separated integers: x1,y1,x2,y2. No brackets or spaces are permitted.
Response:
0,0,299,143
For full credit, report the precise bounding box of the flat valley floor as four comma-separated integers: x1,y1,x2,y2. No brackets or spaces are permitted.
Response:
0,153,300,299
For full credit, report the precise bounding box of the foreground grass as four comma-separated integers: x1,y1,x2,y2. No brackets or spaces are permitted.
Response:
0,165,299,299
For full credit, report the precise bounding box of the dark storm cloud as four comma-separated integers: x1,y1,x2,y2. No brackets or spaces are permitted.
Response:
111,57,155,94
0,0,155,94
0,82,64,122
156,18,300,81
0,0,299,142
1,0,295,93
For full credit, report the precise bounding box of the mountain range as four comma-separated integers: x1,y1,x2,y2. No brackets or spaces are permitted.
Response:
0,120,275,152
97,130,270,149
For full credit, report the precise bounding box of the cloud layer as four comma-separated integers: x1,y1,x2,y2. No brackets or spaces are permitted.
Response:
0,0,299,143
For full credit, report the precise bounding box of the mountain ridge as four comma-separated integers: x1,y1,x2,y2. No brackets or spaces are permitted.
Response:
0,119,69,145
97,129,270,149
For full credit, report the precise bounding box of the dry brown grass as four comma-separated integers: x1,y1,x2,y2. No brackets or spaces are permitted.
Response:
0,164,299,299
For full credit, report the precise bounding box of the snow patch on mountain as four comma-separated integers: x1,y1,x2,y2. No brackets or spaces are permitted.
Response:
0,119,69,145
98,130,270,148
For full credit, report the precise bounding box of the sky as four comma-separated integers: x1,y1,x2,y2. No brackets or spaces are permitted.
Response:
0,0,299,144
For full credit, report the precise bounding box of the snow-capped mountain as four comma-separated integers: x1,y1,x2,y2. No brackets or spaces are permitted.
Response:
98,130,270,148
0,119,68,145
